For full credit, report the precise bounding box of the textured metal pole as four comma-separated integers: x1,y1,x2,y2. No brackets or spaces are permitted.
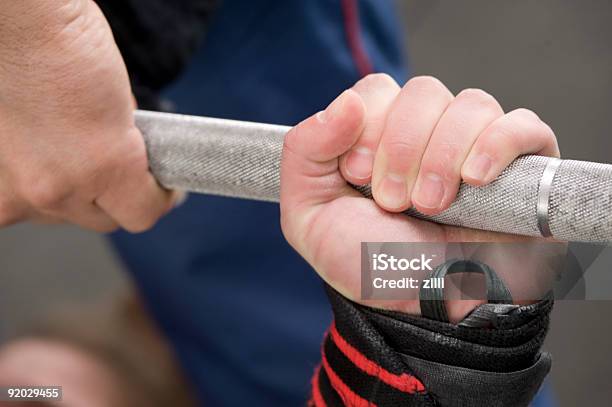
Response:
135,110,612,243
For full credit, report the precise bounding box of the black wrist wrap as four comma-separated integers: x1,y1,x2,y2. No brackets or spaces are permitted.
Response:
311,285,553,407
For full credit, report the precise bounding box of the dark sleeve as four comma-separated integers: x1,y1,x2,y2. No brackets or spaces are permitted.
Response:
312,284,553,407
94,0,219,109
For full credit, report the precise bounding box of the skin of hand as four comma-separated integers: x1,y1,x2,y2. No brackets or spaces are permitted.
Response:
280,74,561,323
0,0,176,232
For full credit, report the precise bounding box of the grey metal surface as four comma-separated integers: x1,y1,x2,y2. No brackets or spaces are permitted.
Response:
550,159,612,242
135,110,612,243
136,110,286,202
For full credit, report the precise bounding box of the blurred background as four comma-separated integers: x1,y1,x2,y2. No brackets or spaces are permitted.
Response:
1,1,611,405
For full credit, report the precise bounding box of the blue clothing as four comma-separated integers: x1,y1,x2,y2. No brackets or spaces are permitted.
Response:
533,382,557,407
110,0,555,405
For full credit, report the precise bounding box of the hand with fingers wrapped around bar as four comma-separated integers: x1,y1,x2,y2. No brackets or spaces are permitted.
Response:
0,1,179,233
280,74,562,407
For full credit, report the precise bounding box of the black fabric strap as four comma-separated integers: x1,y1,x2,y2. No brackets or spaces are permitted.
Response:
419,259,513,323
319,285,553,406
321,286,438,406
401,352,551,407
365,295,552,373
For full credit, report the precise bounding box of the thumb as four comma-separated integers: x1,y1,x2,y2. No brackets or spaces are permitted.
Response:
280,89,366,212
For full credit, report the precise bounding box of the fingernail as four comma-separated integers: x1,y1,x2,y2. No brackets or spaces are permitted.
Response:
345,147,374,180
414,173,445,209
318,90,350,123
463,154,492,182
378,173,407,209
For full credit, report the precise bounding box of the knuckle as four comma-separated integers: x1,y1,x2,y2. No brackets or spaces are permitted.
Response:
432,141,462,166
419,163,452,186
457,88,488,99
486,122,515,150
283,126,302,156
539,121,558,145
405,75,448,94
488,112,552,154
22,175,70,209
125,213,160,233
456,88,499,110
383,137,421,164
507,109,545,134
511,108,541,122
357,73,398,90
506,109,558,153
498,109,540,135
423,153,461,183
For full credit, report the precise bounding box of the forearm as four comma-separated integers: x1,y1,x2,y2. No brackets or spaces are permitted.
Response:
314,285,552,407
